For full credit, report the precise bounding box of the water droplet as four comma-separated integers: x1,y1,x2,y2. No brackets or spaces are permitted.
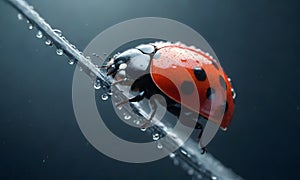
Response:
133,120,140,125
42,159,46,163
107,90,113,96
53,29,62,37
94,80,101,89
140,127,147,132
68,58,75,65
187,169,194,175
231,88,236,100
117,106,122,110
56,49,63,56
28,24,33,30
152,133,160,141
17,13,23,20
211,176,218,180
157,142,163,149
101,94,109,101
45,39,52,46
124,115,131,120
173,159,179,166
36,31,43,39
169,153,176,158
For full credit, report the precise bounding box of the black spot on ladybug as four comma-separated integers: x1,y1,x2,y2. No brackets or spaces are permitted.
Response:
206,87,215,100
194,67,207,81
212,60,219,70
181,81,194,95
219,75,227,90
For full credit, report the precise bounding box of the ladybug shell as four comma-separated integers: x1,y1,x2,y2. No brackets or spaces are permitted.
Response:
150,42,234,129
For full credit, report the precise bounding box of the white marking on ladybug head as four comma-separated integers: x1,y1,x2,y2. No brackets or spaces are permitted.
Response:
128,54,151,71
136,44,155,54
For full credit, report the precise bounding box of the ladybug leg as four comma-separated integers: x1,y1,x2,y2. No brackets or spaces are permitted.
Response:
141,97,158,129
112,78,134,86
115,91,145,107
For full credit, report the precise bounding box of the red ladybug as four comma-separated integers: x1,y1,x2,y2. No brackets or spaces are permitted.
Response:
105,41,236,138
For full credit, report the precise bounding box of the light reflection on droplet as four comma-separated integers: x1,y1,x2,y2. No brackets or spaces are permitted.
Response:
56,49,63,56
53,29,62,37
17,13,23,20
124,115,131,120
152,133,160,141
101,94,109,101
36,31,43,39
94,80,101,90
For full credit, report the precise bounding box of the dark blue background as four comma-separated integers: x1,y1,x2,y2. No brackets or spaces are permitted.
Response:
0,0,299,179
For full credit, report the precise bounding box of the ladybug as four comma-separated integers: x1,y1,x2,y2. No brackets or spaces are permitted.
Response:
104,41,236,148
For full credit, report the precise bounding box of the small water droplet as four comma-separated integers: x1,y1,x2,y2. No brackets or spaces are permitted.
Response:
117,106,122,110
107,90,113,96
53,29,62,37
36,31,43,39
133,120,140,125
124,115,131,120
187,169,194,175
17,13,23,20
169,153,176,158
211,176,218,180
140,127,147,132
45,39,52,46
42,159,46,163
101,94,109,101
94,80,101,89
68,58,75,65
231,88,236,100
56,49,63,56
152,133,160,141
28,24,33,30
173,159,179,166
157,142,163,149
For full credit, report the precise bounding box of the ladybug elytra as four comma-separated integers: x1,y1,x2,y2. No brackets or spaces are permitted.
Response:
105,41,236,139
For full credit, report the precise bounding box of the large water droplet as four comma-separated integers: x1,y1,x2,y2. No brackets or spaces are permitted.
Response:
56,49,63,56
101,94,109,101
45,39,52,46
94,80,101,90
17,13,23,20
53,29,62,37
124,115,131,120
152,133,160,141
36,31,43,39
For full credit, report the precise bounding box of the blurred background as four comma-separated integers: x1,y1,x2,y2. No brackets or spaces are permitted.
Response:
0,0,299,179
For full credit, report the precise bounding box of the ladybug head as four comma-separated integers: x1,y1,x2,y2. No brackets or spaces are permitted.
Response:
105,45,154,80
